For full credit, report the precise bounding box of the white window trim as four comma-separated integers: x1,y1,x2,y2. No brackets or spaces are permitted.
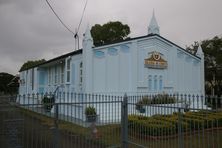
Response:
58,66,61,84
54,66,58,85
154,75,158,91
159,76,163,90
48,67,52,86
61,64,65,84
66,58,71,84
79,62,83,87
31,69,34,90
148,75,152,91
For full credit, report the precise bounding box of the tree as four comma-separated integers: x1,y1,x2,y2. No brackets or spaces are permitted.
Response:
186,41,199,54
0,72,19,95
19,59,46,71
90,21,130,46
187,36,222,95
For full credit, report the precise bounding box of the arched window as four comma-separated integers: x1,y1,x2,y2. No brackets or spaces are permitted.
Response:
61,64,64,84
148,75,152,91
94,51,105,58
154,75,157,91
54,66,58,84
108,47,118,56
79,62,83,86
66,58,71,83
48,67,51,85
159,76,163,90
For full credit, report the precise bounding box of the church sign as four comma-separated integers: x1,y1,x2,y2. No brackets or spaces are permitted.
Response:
144,51,167,69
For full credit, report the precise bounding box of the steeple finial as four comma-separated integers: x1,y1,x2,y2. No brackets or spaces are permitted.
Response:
82,24,94,48
148,10,160,35
83,24,92,41
196,44,204,57
152,9,155,17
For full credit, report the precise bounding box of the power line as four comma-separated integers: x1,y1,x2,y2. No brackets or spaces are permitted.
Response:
45,0,75,35
45,0,89,50
76,0,89,35
74,0,89,50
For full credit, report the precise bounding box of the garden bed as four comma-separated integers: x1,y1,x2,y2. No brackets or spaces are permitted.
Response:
128,111,222,136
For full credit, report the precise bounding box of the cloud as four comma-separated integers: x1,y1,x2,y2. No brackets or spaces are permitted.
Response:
0,0,222,74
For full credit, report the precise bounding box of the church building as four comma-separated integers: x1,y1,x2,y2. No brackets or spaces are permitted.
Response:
18,13,205,97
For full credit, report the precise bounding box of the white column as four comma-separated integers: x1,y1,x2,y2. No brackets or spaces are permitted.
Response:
82,25,94,93
131,40,138,92
196,45,205,95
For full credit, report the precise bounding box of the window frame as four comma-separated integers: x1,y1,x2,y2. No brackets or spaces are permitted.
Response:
159,76,163,90
66,58,71,83
54,66,58,85
154,75,158,91
31,69,34,90
79,62,83,87
48,67,52,86
61,64,65,84
148,75,152,91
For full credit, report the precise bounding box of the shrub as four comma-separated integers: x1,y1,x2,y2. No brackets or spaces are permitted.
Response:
128,111,222,137
41,95,55,111
152,94,176,104
206,96,222,109
85,106,96,116
185,112,222,128
85,106,97,122
136,94,176,109
153,115,189,131
128,115,176,136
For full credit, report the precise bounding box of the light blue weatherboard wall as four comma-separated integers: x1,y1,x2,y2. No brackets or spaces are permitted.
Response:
85,37,202,94
81,11,204,95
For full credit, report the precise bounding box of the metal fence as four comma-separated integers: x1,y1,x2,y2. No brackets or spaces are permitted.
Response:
126,94,222,148
0,93,222,148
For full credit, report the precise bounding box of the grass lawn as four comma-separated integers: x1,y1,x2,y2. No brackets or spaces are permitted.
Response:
17,106,222,148
19,107,121,147
128,129,222,148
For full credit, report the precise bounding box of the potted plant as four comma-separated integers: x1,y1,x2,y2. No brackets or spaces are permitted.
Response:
42,95,55,112
135,100,146,113
85,106,97,122
135,103,146,113
135,96,150,113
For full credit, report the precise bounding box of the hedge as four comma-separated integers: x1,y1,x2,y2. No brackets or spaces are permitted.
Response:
136,94,176,106
128,111,222,136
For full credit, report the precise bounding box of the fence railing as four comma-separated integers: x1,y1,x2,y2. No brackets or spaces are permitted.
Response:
1,93,222,148
126,94,222,148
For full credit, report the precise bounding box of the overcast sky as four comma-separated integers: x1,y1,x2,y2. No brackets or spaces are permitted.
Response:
0,0,222,75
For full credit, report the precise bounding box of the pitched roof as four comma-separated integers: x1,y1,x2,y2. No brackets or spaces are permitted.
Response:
20,34,199,72
93,34,200,59
19,49,82,72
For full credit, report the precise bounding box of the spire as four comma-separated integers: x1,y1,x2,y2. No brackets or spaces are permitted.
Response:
196,44,205,95
83,24,93,42
82,24,94,49
196,45,204,57
148,10,160,35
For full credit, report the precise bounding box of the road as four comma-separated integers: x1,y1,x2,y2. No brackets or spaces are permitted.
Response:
0,96,106,148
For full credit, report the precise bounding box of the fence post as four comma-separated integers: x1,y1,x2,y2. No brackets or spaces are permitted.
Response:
121,93,128,148
178,108,183,148
53,103,59,148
